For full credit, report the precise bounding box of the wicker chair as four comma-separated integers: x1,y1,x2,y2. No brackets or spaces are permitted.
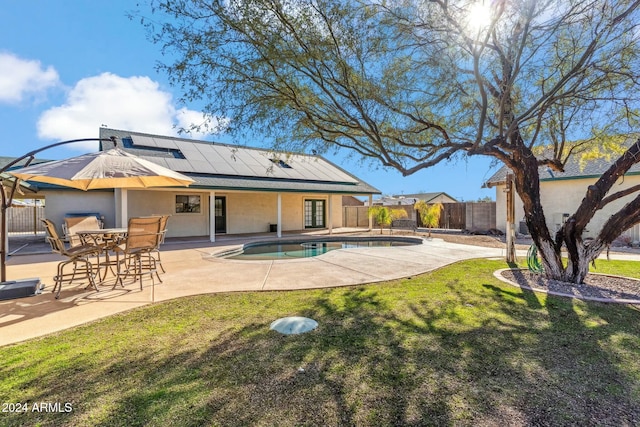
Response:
42,219,102,299
114,216,164,290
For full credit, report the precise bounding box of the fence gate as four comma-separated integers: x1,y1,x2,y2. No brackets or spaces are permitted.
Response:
440,203,466,229
416,203,466,229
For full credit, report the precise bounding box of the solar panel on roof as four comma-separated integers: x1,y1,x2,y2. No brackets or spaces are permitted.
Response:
187,159,213,173
208,161,239,175
178,148,203,161
154,138,179,149
129,132,357,183
141,156,169,169
165,158,194,172
131,135,157,147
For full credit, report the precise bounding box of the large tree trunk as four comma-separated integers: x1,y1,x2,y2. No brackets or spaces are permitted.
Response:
511,140,640,284
510,148,574,281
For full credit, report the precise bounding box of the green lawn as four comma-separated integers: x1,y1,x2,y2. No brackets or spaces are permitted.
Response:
1,259,639,426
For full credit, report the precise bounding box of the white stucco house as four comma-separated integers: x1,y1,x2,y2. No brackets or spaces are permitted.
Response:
34,128,380,241
484,152,640,242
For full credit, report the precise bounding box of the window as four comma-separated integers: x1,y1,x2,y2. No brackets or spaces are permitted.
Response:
121,137,186,158
269,158,292,168
175,195,201,213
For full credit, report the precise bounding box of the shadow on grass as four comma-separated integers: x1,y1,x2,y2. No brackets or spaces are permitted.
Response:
1,260,639,426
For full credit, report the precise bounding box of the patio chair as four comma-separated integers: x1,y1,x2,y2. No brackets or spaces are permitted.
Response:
151,215,170,273
114,216,164,290
42,219,102,299
63,216,103,247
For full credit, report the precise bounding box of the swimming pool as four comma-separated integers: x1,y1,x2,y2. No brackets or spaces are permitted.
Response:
224,237,422,260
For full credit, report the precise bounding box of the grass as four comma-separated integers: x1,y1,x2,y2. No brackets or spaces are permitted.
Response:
1,259,639,426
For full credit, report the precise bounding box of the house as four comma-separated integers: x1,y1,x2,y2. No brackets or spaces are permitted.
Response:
372,192,458,207
485,153,640,241
0,156,47,200
371,192,459,223
392,192,459,204
342,195,365,206
36,128,380,241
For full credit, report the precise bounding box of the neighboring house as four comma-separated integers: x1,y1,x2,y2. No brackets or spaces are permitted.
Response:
392,192,459,204
372,196,418,207
0,156,48,200
342,195,365,206
372,192,458,207
485,154,640,241
371,196,419,221
34,128,381,241
371,193,459,222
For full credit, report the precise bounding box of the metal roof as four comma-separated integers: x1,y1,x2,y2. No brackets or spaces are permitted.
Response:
1,156,51,194
392,192,459,203
99,128,380,195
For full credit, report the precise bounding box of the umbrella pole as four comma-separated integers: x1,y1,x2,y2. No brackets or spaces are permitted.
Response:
1,183,7,282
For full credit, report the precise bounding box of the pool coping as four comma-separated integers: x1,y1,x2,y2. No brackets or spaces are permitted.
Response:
212,235,425,258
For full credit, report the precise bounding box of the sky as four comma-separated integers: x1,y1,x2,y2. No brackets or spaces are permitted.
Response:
0,1,500,202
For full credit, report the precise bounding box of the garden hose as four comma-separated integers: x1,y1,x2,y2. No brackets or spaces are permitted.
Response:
527,244,544,273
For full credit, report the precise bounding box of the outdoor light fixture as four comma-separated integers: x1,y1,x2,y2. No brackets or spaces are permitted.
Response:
0,137,115,300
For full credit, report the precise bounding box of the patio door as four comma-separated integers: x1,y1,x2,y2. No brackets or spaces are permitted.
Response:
214,196,226,233
304,199,325,228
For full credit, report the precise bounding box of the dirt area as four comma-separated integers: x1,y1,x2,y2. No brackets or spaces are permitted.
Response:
423,231,640,256
427,230,640,302
429,231,532,250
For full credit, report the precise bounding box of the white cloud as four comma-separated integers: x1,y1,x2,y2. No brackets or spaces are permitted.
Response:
175,107,229,139
37,72,225,150
0,52,60,103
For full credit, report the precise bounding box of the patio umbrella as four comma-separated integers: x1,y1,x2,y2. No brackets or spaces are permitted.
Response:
1,144,194,300
10,148,194,190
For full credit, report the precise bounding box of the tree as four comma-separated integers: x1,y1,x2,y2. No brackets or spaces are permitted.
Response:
415,201,443,238
368,206,407,234
476,196,493,203
144,0,640,283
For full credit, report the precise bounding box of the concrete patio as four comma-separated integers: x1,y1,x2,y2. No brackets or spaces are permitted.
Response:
0,229,513,347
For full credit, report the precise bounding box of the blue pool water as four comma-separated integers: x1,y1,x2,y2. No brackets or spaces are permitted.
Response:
226,239,420,260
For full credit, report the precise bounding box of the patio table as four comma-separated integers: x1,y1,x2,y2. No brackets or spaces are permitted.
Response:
76,228,128,284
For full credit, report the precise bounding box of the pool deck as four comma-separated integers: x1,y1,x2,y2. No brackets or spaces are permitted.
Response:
1,229,637,347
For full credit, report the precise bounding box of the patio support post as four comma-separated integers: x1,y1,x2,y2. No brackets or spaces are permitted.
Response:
328,194,333,235
277,192,282,238
368,195,373,231
209,191,216,242
0,197,5,281
505,173,516,263
115,189,128,228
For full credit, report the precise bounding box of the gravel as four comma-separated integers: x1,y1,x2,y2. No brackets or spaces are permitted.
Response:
425,231,640,303
499,269,640,303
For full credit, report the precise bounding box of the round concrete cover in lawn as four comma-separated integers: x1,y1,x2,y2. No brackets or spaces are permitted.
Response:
270,317,318,335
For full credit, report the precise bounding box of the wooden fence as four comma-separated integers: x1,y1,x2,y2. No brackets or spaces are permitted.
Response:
465,202,496,231
6,205,46,234
343,206,371,227
343,202,496,231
